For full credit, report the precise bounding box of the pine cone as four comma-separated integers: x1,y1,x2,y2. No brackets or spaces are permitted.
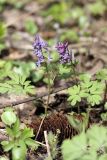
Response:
30,113,78,143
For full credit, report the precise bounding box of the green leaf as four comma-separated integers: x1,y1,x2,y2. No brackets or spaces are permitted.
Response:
99,154,107,160
0,43,6,50
19,75,27,85
67,114,82,132
79,16,89,29
1,141,14,152
0,86,9,94
25,19,38,35
80,81,92,89
87,95,102,106
51,51,59,62
1,72,35,95
62,132,87,160
42,2,70,24
6,126,14,138
1,110,17,126
79,73,91,82
87,125,107,151
0,22,7,39
21,127,34,140
58,64,70,75
78,151,97,160
60,30,79,43
67,85,83,106
96,69,107,80
12,118,21,137
88,1,106,16
1,141,8,146
0,82,12,94
23,81,30,87
101,113,107,121
31,68,44,82
25,138,39,150
68,85,80,95
4,107,14,112
43,78,54,86
104,102,107,110
24,85,35,94
8,73,20,84
12,145,26,160
71,7,84,20
89,81,104,94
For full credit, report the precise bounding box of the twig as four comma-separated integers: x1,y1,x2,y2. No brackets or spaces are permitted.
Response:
35,140,46,147
0,82,74,109
44,130,51,158
36,116,45,140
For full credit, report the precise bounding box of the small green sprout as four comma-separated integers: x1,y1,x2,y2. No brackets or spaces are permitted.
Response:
1,108,39,160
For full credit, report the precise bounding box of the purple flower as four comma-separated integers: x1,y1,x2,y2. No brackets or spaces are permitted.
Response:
56,42,72,63
33,34,50,67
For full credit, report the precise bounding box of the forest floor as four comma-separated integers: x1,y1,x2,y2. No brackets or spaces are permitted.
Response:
0,0,107,159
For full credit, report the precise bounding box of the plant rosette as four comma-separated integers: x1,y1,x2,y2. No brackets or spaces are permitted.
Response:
1,108,17,126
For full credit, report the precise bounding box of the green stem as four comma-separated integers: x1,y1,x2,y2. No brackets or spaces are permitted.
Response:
45,64,51,116
77,103,80,114
86,105,91,129
103,80,107,104
72,63,78,84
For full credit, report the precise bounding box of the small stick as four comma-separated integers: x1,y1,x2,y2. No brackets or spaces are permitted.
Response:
35,140,46,147
36,116,45,139
44,130,51,158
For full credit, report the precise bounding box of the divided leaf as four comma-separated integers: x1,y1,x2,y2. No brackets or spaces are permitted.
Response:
62,132,87,160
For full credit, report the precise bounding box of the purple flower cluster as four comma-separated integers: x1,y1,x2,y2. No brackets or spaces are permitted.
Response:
33,34,49,66
33,34,72,66
55,42,72,64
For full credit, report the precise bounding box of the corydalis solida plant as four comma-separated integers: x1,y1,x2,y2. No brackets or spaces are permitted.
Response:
33,34,51,66
33,34,74,116
33,34,73,66
56,42,72,63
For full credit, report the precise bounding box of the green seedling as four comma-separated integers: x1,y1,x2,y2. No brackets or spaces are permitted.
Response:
1,108,39,160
